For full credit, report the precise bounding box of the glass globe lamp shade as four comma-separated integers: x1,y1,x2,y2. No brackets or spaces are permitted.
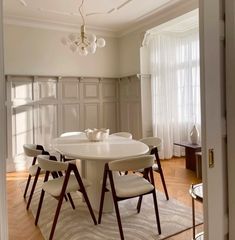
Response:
87,33,96,43
97,38,106,48
78,46,88,56
87,42,97,54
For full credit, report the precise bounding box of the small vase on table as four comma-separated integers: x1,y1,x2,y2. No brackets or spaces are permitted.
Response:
190,125,199,145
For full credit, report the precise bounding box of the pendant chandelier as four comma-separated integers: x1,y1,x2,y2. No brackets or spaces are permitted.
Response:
61,0,106,56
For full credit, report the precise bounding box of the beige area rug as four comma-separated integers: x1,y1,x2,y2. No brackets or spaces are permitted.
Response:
22,181,203,240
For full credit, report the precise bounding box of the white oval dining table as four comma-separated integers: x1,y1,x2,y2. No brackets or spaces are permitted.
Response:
52,132,149,212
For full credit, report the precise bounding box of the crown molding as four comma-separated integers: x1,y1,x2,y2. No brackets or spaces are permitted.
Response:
3,0,198,39
4,15,119,38
117,0,199,37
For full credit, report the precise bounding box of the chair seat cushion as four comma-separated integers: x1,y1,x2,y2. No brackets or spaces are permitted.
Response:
107,174,154,198
28,164,45,176
42,175,90,197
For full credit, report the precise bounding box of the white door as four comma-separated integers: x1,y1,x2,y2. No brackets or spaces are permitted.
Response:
0,0,8,239
200,0,228,239
225,1,235,239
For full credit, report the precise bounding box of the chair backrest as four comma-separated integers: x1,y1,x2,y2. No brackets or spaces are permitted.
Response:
37,155,76,172
23,144,44,157
108,155,154,172
60,131,83,138
111,132,132,139
139,137,162,151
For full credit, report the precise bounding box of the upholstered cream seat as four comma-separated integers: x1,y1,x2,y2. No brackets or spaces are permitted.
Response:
98,155,161,240
138,137,169,200
23,144,49,210
107,174,154,198
111,132,133,139
42,175,90,197
35,155,97,240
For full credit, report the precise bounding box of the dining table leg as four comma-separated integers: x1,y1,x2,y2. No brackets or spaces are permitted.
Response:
85,160,114,213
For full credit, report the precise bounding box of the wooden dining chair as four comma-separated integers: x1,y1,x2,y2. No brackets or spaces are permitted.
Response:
138,137,169,200
23,144,50,209
110,132,133,139
98,155,161,240
35,155,97,240
110,132,133,175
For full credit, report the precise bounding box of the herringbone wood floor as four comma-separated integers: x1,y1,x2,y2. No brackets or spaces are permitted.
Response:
7,157,203,240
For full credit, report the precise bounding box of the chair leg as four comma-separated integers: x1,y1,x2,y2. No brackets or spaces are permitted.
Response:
49,193,64,240
152,190,161,235
23,175,32,198
72,164,97,225
35,171,49,226
98,167,108,224
108,170,124,240
137,196,143,213
35,189,45,226
81,187,97,225
158,170,169,200
67,193,75,209
49,167,73,240
98,186,106,224
113,197,124,240
26,168,41,210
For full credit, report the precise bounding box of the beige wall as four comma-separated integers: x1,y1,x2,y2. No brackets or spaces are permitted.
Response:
4,25,119,78
4,24,145,78
118,31,145,77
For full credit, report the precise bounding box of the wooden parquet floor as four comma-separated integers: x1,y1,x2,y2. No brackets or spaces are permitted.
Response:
7,157,203,240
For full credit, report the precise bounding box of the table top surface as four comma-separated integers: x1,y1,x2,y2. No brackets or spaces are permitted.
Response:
52,133,149,161
174,141,201,149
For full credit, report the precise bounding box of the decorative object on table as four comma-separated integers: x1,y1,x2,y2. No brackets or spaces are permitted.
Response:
190,125,200,145
61,0,105,56
85,128,109,142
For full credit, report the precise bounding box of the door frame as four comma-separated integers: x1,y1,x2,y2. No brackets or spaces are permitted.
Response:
0,0,8,239
199,0,228,239
225,0,235,239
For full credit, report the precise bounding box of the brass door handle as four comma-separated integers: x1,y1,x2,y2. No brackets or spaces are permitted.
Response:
208,149,214,168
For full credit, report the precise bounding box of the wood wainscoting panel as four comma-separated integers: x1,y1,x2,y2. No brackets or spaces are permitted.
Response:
83,103,100,129
61,103,80,133
61,78,80,100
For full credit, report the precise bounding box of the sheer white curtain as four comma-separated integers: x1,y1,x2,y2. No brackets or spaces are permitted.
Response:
148,30,200,159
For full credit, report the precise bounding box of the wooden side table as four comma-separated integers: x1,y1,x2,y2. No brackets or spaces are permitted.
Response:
195,152,202,178
189,183,203,240
174,142,201,171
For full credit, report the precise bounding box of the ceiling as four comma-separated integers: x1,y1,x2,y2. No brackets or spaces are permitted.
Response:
3,0,182,34
148,9,198,34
